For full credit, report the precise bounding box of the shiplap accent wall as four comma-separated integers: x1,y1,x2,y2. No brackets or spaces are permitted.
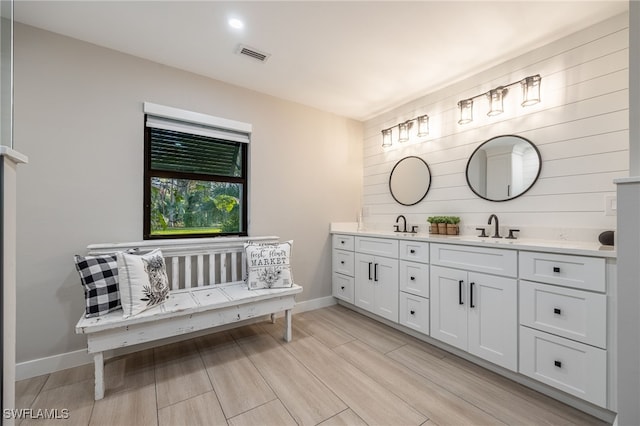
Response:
363,13,628,241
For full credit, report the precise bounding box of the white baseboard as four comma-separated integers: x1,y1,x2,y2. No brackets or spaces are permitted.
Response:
293,295,336,313
15,295,338,381
16,349,92,381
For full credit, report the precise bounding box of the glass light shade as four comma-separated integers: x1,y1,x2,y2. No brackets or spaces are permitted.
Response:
487,87,507,116
416,115,429,137
521,75,541,106
381,128,393,147
458,99,473,125
398,121,410,142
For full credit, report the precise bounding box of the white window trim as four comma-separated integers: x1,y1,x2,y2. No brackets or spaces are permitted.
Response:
143,102,252,137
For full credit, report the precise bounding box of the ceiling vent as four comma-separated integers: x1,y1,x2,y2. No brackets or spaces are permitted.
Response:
235,44,271,63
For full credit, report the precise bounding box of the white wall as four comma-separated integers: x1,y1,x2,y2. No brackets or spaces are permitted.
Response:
13,24,363,364
363,13,629,242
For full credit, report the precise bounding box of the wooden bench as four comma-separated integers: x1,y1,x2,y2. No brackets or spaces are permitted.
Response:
75,236,303,400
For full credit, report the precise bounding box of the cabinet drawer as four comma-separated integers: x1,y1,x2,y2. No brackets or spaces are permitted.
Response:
431,243,517,278
333,272,354,304
333,249,355,277
519,327,606,407
520,281,606,348
332,234,355,251
399,260,429,297
355,237,399,258
399,240,429,263
400,292,430,335
519,251,605,292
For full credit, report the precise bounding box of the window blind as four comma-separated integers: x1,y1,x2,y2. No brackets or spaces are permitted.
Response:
148,127,244,177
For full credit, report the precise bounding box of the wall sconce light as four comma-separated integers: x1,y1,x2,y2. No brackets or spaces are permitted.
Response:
457,74,541,125
381,114,429,147
382,128,393,147
521,75,541,106
417,115,429,137
398,121,410,143
487,87,507,116
457,99,473,125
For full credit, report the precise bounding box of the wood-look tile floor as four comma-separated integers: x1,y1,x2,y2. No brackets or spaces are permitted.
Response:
16,305,609,426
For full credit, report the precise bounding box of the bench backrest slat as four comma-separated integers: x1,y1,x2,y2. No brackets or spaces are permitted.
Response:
171,257,180,290
197,254,204,286
220,252,228,284
184,255,192,288
209,254,216,285
86,236,279,290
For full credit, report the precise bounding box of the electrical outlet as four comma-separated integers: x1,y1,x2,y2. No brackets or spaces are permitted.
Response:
605,195,617,216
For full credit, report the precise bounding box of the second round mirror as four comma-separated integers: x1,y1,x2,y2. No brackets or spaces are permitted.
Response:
466,135,541,202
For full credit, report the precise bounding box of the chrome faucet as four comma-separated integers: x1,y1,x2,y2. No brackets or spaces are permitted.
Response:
394,215,408,233
488,214,502,238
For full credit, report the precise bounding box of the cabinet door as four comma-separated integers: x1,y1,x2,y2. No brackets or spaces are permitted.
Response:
430,265,468,350
467,272,518,371
373,256,399,322
333,272,354,304
400,292,429,334
333,249,355,277
355,253,375,312
399,260,429,297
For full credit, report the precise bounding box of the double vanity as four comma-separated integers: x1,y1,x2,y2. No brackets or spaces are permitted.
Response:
331,225,616,413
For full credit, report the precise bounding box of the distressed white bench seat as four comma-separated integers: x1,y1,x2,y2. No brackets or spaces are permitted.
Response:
75,236,302,400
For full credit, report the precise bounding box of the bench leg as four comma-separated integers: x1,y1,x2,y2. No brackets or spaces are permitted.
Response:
270,313,276,324
284,309,292,342
94,352,105,400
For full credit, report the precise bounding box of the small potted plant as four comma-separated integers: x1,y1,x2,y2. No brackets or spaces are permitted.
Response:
436,216,447,235
427,217,439,234
446,216,460,235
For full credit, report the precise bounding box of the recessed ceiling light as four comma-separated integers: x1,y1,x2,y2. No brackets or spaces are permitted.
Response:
228,18,244,30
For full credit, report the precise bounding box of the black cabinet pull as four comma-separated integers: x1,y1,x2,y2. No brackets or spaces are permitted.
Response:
410,249,416,254
341,286,345,290
554,360,562,368
410,276,415,281
410,310,415,315
341,240,345,245
374,263,379,282
553,266,561,273
459,280,464,305
340,261,345,264
554,308,562,315
470,282,475,308
368,262,372,280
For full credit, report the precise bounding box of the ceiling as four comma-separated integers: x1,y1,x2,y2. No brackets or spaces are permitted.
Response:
15,1,628,121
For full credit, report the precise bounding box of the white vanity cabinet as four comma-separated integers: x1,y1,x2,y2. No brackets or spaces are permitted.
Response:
430,243,518,371
518,251,608,407
399,241,430,334
354,237,399,322
330,228,616,412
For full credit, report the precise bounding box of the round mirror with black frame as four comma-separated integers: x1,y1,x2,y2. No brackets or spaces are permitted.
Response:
389,156,432,206
466,135,541,202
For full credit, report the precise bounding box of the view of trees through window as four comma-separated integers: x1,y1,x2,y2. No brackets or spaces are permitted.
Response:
150,178,242,236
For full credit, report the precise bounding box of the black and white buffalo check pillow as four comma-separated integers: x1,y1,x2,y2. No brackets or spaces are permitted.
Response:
74,254,121,318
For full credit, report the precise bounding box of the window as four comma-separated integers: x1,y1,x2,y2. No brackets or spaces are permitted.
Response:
143,103,250,239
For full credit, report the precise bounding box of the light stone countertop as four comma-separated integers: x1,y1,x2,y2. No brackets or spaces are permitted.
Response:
330,224,616,258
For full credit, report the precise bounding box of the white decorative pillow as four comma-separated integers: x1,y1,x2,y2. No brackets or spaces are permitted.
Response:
117,249,170,318
244,241,293,290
